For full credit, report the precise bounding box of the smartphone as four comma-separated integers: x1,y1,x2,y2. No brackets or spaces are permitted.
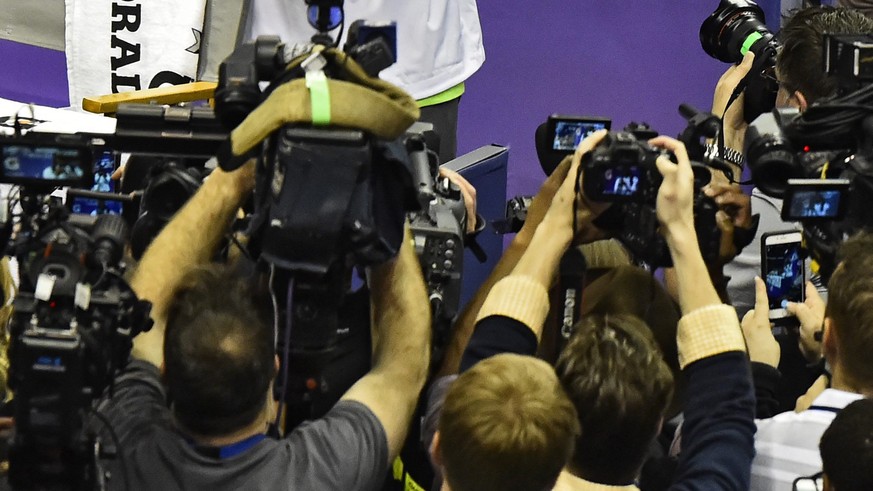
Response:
761,231,805,320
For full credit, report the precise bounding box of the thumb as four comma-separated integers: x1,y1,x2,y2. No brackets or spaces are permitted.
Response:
737,51,756,74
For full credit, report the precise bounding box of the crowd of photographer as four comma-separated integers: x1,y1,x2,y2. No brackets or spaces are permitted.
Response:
3,1,873,490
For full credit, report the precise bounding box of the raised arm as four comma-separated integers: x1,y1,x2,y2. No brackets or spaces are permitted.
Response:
652,136,755,491
438,131,608,374
130,160,255,368
341,225,431,463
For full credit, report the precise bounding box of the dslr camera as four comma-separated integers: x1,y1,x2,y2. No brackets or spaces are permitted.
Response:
582,125,721,268
582,130,668,203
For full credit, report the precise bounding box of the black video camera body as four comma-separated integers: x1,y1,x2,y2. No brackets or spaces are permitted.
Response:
3,198,151,489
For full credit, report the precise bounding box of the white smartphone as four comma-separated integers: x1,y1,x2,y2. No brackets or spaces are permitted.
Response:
761,231,805,320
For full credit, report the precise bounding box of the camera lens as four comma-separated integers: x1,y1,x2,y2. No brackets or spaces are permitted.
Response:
700,0,771,63
144,176,199,221
746,135,801,198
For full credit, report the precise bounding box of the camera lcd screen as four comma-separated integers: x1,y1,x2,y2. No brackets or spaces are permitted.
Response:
600,166,644,197
787,190,842,218
763,240,804,311
69,151,123,216
551,119,610,152
782,179,850,221
1,143,91,187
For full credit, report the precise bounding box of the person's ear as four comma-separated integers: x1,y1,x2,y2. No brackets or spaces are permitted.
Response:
822,317,837,362
794,90,808,112
430,431,443,468
822,472,832,491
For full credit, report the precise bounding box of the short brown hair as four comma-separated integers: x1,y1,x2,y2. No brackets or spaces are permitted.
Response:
777,6,873,102
439,354,579,491
556,314,674,485
825,231,873,390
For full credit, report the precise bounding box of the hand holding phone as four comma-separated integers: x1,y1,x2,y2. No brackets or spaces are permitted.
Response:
761,231,805,320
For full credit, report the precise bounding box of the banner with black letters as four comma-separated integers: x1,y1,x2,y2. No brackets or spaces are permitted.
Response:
64,0,207,110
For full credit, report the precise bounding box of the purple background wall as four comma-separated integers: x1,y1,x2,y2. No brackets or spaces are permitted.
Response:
1,0,783,196
457,0,780,200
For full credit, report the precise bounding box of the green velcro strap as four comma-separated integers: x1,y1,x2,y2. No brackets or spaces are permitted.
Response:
740,32,763,56
306,70,331,125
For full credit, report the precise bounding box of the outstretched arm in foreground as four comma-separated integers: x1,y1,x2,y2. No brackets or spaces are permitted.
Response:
652,136,755,491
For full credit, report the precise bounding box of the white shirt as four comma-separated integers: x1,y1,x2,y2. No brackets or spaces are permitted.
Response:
751,388,864,490
246,0,485,100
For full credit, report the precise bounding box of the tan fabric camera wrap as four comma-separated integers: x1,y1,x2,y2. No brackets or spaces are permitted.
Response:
229,47,421,156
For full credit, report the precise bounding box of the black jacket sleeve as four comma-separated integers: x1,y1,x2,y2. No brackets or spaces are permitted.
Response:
459,315,538,373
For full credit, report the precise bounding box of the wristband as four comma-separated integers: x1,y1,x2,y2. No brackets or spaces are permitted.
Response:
704,143,745,168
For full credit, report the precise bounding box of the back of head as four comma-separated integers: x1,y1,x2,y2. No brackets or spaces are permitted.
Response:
164,264,274,436
820,398,873,491
825,231,873,390
555,314,674,485
778,6,873,103
439,354,579,491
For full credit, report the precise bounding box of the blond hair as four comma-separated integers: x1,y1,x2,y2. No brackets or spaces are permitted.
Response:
439,353,579,491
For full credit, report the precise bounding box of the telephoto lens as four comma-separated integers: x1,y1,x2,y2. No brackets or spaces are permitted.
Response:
699,0,780,122
700,0,771,63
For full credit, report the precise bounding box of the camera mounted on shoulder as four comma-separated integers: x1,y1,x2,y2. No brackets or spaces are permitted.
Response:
212,0,467,429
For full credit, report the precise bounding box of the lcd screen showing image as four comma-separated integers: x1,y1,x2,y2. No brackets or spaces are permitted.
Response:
763,241,804,312
600,166,643,197
1,144,88,186
787,190,842,218
552,120,610,152
69,151,123,216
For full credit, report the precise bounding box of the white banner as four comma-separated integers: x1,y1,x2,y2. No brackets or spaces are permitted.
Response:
64,0,207,109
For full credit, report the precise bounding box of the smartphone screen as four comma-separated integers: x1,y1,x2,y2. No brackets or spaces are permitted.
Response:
69,150,123,215
762,232,804,319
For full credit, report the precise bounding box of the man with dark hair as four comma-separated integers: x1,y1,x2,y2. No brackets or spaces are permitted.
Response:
96,160,432,489
555,314,675,486
162,265,275,438
817,398,873,491
713,5,873,318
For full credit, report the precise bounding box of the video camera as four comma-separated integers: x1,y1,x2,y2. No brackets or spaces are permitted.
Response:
0,130,152,490
744,35,873,279
211,1,466,427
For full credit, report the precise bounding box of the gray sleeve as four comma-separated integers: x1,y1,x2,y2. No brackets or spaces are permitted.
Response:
94,359,170,446
286,400,390,491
